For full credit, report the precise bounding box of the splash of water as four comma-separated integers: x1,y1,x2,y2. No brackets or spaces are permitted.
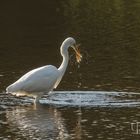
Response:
40,91,140,107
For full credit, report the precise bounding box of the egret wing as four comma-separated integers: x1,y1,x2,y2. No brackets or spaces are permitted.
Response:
7,65,60,93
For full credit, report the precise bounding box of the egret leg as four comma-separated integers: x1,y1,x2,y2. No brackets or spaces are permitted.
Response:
35,96,40,103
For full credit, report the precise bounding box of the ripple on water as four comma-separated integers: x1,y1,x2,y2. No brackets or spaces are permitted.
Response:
40,91,140,107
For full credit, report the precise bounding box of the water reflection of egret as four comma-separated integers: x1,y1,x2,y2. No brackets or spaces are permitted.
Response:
6,106,69,139
6,37,82,102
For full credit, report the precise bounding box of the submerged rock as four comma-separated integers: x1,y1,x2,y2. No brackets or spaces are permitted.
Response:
0,92,33,110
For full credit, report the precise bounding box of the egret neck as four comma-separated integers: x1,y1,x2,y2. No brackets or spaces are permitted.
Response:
58,43,69,77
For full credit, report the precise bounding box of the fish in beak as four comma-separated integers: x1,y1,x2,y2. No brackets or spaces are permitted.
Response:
72,44,82,63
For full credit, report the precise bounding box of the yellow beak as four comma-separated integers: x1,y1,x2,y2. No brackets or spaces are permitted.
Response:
72,44,82,63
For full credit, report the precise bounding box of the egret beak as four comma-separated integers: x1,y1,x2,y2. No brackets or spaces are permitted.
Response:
72,44,82,63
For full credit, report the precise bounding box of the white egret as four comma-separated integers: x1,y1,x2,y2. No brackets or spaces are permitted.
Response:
6,37,82,102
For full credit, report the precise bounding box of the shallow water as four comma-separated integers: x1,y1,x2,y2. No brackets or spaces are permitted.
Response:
40,91,140,107
1,91,140,140
0,0,140,139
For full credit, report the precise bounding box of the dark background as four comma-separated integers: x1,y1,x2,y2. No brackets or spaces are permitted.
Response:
0,0,140,92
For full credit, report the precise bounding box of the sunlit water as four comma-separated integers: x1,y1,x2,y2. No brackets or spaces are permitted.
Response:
1,91,140,140
0,0,140,139
40,91,140,107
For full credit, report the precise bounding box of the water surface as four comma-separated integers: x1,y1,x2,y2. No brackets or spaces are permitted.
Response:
0,0,140,139
1,96,140,140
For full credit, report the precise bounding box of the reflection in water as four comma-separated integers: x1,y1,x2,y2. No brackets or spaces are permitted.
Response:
5,105,69,140
53,108,69,140
0,101,140,139
0,0,140,140
74,108,82,140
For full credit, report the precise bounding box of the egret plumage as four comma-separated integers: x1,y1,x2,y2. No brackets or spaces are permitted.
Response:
6,37,82,102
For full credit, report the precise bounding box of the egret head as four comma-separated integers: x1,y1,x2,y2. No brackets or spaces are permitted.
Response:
62,37,82,63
